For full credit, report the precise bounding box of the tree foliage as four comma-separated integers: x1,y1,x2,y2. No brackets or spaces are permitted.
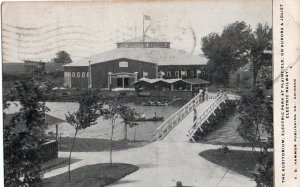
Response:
52,51,72,64
238,87,273,186
65,90,102,181
4,79,49,186
201,21,253,85
101,98,140,165
118,105,140,140
250,23,272,85
201,21,272,86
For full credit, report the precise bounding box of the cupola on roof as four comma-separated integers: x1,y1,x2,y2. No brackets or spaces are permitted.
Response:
116,35,170,48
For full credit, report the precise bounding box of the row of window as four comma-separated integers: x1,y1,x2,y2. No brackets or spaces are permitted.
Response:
64,72,89,78
163,70,205,78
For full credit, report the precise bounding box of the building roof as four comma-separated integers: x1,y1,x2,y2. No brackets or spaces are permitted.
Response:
133,78,192,85
3,63,25,73
116,35,167,43
64,47,207,67
24,60,48,64
184,78,209,85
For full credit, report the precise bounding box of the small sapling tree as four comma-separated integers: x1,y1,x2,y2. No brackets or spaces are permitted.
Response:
65,90,102,182
101,98,139,166
118,105,140,140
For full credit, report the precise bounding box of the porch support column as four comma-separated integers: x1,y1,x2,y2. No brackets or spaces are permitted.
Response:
190,84,193,91
171,84,174,91
122,76,125,88
108,72,112,89
134,72,138,82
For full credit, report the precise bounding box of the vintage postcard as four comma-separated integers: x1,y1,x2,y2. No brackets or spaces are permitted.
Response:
1,0,299,186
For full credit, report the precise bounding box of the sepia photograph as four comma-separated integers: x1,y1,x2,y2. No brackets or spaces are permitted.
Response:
1,0,280,186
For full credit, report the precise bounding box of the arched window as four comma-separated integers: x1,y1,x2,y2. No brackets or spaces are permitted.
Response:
77,72,80,77
72,72,75,77
82,72,85,77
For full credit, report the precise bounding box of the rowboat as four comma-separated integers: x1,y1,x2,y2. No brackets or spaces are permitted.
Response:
142,101,169,106
134,117,164,122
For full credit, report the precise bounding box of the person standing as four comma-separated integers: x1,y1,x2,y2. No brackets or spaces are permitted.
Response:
193,108,197,122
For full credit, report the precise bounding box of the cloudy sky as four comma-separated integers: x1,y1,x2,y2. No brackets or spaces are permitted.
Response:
2,0,272,63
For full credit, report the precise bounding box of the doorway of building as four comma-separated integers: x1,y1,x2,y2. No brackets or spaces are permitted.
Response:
117,77,129,88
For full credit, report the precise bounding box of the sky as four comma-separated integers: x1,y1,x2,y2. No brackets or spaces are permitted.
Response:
2,0,272,63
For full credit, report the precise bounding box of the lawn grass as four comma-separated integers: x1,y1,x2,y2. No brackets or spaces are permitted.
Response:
47,136,149,152
43,163,138,187
199,149,259,178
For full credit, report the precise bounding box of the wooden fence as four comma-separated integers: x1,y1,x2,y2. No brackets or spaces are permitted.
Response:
41,140,58,162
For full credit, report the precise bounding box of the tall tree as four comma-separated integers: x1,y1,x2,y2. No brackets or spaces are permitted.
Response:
250,23,272,85
201,21,253,85
52,51,72,64
65,90,102,181
4,79,49,186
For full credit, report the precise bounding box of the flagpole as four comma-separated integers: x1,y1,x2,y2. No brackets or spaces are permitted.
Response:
142,14,145,42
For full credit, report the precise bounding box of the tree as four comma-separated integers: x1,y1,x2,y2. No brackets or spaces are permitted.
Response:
201,21,253,85
65,90,102,181
118,105,140,140
249,23,272,85
52,51,72,64
238,87,273,186
4,79,49,186
101,98,139,166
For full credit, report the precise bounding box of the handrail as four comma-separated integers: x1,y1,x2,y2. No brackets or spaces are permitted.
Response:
187,93,227,142
156,91,219,140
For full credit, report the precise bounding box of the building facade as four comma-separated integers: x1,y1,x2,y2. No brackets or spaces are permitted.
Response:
158,65,207,79
64,35,208,89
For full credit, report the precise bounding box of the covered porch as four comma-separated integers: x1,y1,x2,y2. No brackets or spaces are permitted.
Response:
133,78,209,92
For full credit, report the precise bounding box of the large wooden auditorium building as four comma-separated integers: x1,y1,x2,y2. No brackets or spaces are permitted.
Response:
64,36,208,89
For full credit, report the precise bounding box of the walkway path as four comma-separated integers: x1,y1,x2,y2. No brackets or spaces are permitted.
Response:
163,99,217,142
44,142,255,187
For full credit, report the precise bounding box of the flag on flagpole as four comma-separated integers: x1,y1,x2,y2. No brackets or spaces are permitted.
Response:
144,15,151,20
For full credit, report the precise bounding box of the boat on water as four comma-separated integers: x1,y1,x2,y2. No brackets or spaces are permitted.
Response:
134,116,164,122
142,101,169,106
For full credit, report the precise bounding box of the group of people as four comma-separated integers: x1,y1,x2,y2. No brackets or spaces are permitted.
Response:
141,112,157,119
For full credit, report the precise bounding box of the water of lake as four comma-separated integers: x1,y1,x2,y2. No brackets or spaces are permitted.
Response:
5,102,181,141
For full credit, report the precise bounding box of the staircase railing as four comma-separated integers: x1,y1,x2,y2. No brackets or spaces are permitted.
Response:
187,92,227,142
156,91,218,140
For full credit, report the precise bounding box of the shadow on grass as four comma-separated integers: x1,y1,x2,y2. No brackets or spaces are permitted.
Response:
47,136,149,152
199,149,259,178
43,163,138,187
